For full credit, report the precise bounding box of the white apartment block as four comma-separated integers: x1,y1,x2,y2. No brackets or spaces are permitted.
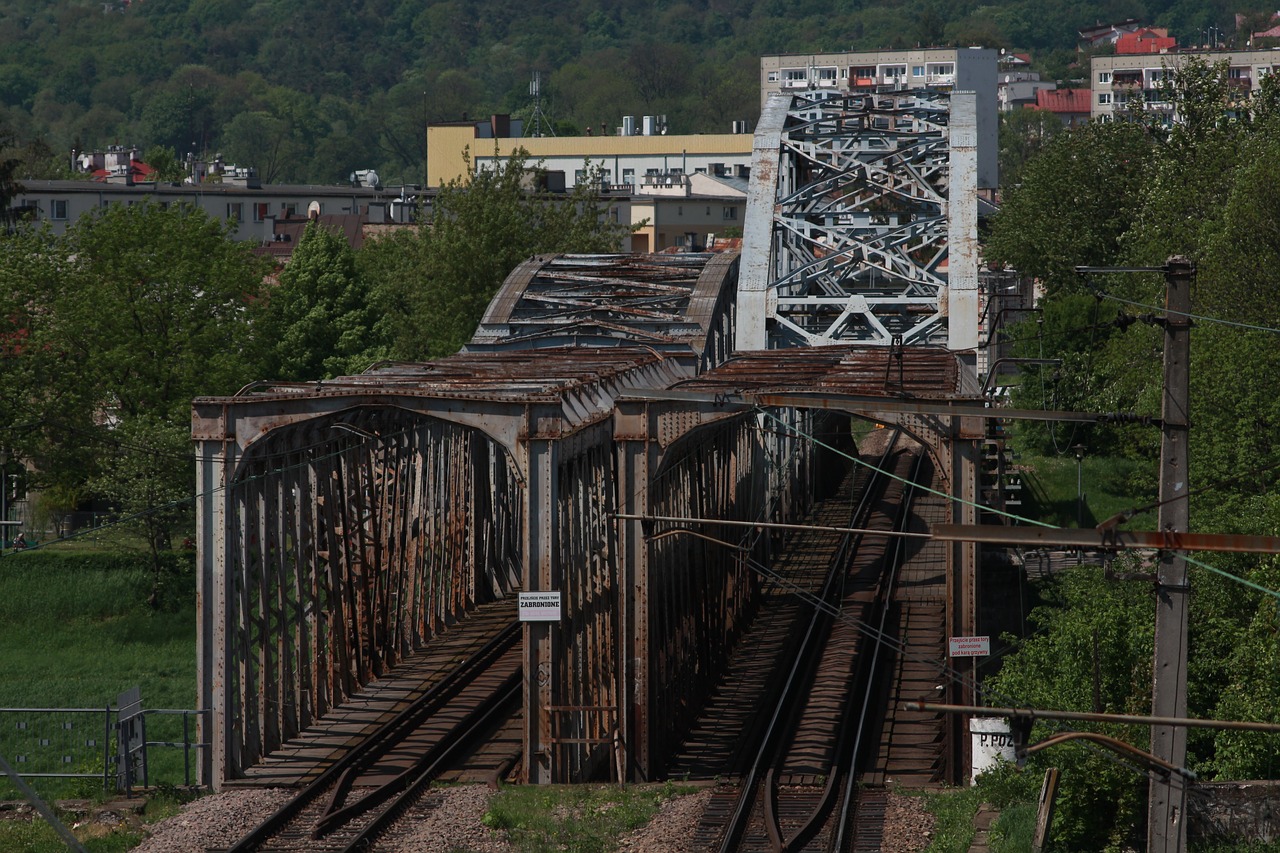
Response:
759,47,997,104
1090,48,1280,121
758,47,999,187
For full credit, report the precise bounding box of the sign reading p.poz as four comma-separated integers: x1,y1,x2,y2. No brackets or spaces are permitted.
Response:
518,591,562,622
948,635,991,657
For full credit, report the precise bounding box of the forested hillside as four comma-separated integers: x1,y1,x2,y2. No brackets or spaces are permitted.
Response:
0,0,1247,185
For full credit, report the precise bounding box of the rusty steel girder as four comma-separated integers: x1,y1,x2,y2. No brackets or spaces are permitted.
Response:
198,406,523,783
195,347,695,789
469,252,740,372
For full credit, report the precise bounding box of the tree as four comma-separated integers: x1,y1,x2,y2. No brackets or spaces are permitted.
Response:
143,145,185,182
987,58,1280,846
369,149,633,360
7,201,269,554
257,220,385,381
997,107,1064,189
87,416,194,605
985,119,1154,294
220,110,297,184
985,564,1154,852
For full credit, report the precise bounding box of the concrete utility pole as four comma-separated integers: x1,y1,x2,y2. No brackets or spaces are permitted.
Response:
1148,257,1193,853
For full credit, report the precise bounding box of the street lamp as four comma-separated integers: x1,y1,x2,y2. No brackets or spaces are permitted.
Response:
1072,444,1086,528
1072,444,1087,565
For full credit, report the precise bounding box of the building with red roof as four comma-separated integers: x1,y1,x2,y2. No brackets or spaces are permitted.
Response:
1031,89,1092,126
1116,28,1176,54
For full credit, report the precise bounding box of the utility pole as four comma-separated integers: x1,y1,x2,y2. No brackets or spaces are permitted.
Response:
1149,256,1193,853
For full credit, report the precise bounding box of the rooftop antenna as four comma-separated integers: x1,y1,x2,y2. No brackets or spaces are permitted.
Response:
529,72,555,138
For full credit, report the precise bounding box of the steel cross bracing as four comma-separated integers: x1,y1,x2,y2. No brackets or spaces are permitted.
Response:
194,244,984,791
739,88,979,352
468,253,739,371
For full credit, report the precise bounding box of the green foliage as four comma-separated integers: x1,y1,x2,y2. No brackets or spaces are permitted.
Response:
370,149,632,359
986,119,1155,293
997,107,1064,189
0,0,1187,185
86,416,195,600
921,785,981,852
142,144,184,182
984,564,1153,851
258,220,385,380
483,783,691,853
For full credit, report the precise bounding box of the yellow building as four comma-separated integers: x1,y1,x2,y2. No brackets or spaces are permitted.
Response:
426,117,752,253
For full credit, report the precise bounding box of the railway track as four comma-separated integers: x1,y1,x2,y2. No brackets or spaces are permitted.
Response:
683,433,949,853
216,608,524,853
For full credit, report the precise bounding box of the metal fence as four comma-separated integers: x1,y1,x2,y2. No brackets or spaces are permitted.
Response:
0,688,208,792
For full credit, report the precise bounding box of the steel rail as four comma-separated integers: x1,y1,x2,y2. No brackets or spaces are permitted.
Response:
830,450,927,853
718,430,902,853
223,620,521,853
319,669,524,847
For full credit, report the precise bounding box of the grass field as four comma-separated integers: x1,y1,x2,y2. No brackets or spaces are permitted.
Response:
0,549,198,801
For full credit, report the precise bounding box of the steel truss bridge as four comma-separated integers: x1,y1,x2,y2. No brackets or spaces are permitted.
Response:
196,88,989,788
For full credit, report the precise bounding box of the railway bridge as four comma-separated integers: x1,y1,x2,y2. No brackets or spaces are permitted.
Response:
195,88,997,789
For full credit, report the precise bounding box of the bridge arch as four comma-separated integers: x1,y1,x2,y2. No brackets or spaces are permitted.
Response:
199,401,526,782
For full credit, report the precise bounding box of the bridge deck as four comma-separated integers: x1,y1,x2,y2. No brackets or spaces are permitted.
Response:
224,597,519,789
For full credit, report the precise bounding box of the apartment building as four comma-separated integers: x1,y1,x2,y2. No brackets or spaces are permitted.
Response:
1090,48,1280,121
758,47,999,187
427,119,754,192
426,117,752,252
758,47,997,103
12,173,421,242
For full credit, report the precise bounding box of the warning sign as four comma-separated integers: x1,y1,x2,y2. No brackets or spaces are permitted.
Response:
518,591,562,622
948,636,991,657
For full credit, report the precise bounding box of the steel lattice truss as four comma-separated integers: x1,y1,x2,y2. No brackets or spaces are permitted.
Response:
469,253,739,371
767,89,956,346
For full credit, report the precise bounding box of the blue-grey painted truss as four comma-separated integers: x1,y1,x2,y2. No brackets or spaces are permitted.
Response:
738,88,978,353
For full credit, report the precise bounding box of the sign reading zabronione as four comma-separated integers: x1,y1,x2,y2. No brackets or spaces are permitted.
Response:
948,635,990,657
518,591,561,621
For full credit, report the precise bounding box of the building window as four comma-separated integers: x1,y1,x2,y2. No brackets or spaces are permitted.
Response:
227,202,243,221
623,168,635,186
723,206,737,220
253,203,269,222
912,65,924,78
50,200,68,220
281,202,298,217
816,66,838,84
881,65,906,80
1098,71,1112,84
1098,93,1112,105
767,70,779,82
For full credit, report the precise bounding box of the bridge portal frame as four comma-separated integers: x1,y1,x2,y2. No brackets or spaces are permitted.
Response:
193,350,694,789
738,88,979,359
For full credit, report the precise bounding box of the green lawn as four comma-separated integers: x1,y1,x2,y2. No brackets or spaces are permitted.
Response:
0,550,198,801
1008,450,1157,532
